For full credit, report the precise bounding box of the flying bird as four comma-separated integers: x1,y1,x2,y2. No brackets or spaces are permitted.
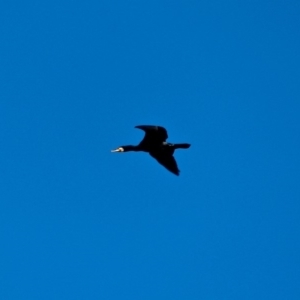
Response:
111,125,191,175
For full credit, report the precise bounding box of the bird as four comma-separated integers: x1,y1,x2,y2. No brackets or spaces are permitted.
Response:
111,125,191,175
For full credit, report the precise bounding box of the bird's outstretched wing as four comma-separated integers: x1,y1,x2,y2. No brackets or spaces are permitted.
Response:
135,125,168,146
149,152,180,176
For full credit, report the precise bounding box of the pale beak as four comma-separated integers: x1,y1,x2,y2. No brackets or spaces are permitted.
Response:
111,147,124,153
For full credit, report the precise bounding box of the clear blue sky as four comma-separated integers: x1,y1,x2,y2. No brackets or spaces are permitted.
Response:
1,1,299,299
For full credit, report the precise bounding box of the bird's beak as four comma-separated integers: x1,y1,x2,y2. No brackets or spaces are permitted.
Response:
111,147,124,153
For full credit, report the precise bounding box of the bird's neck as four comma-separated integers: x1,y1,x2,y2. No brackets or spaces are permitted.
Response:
123,145,141,152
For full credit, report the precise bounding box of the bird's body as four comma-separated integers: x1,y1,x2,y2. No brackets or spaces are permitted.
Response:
111,125,190,175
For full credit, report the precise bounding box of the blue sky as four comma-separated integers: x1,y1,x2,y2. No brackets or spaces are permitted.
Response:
1,1,299,299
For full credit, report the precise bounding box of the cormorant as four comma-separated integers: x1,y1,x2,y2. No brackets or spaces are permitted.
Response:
111,125,191,175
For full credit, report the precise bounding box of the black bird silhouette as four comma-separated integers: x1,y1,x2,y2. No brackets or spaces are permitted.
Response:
111,125,190,175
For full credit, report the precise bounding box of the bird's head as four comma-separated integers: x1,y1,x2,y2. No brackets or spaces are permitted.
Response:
111,145,135,152
111,147,125,153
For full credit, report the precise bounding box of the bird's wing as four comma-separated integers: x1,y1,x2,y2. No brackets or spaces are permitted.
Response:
149,152,180,175
135,125,168,145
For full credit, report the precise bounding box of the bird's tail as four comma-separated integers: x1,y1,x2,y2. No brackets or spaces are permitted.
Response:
174,143,191,149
